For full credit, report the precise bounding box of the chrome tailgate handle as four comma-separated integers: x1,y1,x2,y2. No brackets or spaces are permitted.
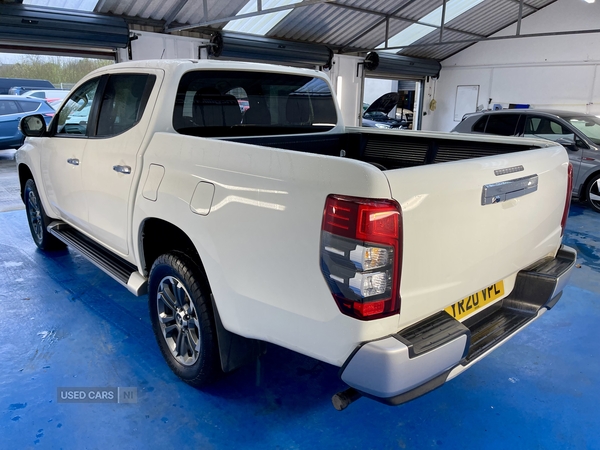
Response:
482,174,538,205
113,165,132,174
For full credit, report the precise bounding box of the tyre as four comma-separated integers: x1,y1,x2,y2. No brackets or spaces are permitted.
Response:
23,179,66,251
586,174,600,213
148,252,221,386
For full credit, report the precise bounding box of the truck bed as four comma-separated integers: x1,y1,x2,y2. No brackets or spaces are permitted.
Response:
225,129,541,170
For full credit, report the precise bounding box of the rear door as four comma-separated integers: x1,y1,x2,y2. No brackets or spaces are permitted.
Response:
383,139,569,327
81,70,160,256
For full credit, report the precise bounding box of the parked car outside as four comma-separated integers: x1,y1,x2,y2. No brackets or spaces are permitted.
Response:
48,99,63,110
0,95,54,149
362,92,407,129
452,109,600,212
0,78,54,95
22,89,70,103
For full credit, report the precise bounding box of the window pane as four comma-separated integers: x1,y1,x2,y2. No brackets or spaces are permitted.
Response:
0,100,19,116
173,70,338,137
473,116,487,132
56,79,100,136
485,114,519,136
524,117,574,142
567,116,600,145
96,74,153,137
17,101,40,113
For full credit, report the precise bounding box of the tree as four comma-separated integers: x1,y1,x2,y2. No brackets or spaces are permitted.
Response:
0,55,112,87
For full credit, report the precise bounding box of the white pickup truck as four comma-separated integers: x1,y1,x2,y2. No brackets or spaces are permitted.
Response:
16,60,576,410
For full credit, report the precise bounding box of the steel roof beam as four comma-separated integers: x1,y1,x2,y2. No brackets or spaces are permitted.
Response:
338,0,486,52
165,0,331,33
505,0,539,11
334,1,487,51
332,2,487,37
354,27,600,52
163,0,190,29
516,0,524,35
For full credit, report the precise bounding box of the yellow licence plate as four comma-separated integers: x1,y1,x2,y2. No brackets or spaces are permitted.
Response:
445,281,505,321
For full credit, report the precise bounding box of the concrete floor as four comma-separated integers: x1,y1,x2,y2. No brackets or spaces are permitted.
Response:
0,177,599,448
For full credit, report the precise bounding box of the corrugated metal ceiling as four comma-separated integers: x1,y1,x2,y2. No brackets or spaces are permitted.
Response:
59,0,562,60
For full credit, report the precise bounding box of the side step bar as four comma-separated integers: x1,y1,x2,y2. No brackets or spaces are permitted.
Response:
48,222,147,296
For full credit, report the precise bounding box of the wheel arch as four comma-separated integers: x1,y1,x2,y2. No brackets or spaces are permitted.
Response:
17,163,34,202
578,169,600,202
140,217,266,374
139,218,208,288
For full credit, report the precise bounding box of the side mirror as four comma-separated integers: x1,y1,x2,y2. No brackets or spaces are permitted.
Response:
19,114,47,137
555,137,577,151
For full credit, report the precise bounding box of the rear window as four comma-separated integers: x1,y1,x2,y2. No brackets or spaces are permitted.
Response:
173,70,338,137
17,101,40,112
485,114,519,136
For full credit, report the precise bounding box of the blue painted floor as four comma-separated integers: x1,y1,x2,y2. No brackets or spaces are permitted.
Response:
1,203,599,449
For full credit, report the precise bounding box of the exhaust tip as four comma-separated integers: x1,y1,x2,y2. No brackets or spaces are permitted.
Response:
332,387,361,411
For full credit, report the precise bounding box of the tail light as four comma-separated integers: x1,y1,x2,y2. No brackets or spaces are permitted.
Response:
320,195,402,320
560,163,573,237
43,113,55,118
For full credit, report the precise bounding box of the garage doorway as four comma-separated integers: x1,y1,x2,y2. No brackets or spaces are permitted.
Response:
363,77,423,130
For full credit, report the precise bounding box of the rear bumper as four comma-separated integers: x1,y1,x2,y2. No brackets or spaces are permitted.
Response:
339,245,577,405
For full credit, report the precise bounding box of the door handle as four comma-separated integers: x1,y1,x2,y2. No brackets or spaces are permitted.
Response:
113,165,132,174
67,158,79,166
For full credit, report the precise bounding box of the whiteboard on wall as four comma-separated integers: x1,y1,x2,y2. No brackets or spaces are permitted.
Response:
454,85,479,121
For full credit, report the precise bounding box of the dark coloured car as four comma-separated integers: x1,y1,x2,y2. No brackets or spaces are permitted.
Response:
362,92,407,129
452,109,600,212
0,77,54,95
0,95,54,149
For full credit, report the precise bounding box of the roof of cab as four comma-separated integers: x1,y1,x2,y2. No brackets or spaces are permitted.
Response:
89,59,326,78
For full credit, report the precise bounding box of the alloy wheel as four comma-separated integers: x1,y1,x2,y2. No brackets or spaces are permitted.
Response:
156,276,201,366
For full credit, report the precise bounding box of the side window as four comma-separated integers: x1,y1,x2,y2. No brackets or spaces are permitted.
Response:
56,78,100,136
0,100,19,116
524,116,575,142
96,74,155,137
472,116,488,132
17,101,40,113
485,114,519,136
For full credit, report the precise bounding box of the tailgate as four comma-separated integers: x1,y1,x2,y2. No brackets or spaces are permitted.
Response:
386,144,569,328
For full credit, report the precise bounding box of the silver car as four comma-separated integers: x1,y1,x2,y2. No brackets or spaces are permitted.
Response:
453,109,600,212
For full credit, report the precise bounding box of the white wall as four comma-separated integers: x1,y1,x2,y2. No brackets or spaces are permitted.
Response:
423,0,600,132
364,78,398,105
116,30,209,62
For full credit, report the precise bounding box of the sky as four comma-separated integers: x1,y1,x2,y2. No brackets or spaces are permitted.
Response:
0,53,28,64
0,53,85,65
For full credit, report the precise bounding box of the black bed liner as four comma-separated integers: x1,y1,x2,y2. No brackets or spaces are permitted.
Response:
226,131,540,170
